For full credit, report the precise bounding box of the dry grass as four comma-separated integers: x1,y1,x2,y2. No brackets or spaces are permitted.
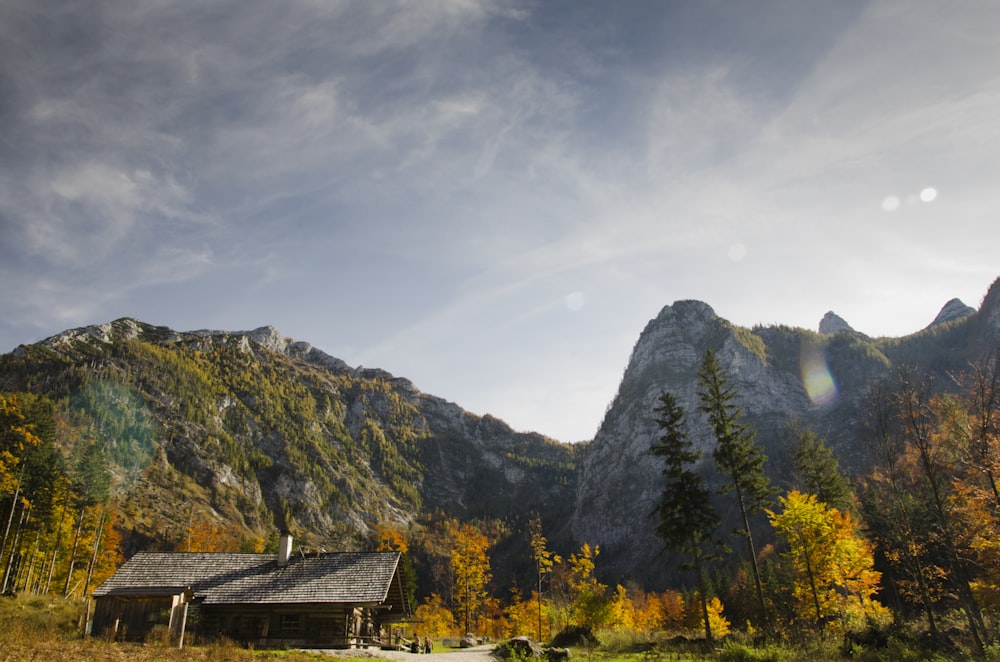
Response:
0,594,333,662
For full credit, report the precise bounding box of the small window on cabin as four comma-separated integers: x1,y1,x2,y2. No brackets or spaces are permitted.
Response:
281,614,300,633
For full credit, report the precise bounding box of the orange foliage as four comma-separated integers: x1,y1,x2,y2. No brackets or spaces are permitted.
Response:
184,521,240,552
374,524,409,554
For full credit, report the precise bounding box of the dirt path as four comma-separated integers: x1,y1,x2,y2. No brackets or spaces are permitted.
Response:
311,644,497,661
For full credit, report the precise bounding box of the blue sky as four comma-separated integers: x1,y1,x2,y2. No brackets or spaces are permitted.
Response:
1,1,998,442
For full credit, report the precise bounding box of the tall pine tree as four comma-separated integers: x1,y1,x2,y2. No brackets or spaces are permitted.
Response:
791,426,853,513
697,348,773,626
649,391,726,643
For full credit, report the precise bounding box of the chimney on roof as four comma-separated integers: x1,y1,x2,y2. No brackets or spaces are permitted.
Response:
278,532,293,567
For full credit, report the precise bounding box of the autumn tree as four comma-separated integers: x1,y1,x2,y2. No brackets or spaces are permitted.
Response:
528,516,560,641
860,379,946,635
895,370,988,649
414,593,457,637
697,349,773,626
374,523,417,613
609,584,635,631
768,491,886,629
567,542,609,628
861,371,991,649
950,352,1000,508
0,393,43,494
0,393,45,592
649,390,727,643
945,354,1000,614
451,522,492,636
375,523,409,554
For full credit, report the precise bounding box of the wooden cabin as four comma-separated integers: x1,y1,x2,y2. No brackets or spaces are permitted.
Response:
90,535,410,648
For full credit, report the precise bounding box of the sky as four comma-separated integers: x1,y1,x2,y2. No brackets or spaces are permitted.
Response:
1,1,999,442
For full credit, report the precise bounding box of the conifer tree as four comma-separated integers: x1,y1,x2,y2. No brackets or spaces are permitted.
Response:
697,348,773,625
791,426,853,512
649,390,727,643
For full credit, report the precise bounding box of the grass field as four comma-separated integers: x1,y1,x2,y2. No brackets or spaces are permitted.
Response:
2,594,996,662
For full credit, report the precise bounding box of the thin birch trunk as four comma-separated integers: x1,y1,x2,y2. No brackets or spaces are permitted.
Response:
83,509,106,597
63,507,86,598
44,504,67,594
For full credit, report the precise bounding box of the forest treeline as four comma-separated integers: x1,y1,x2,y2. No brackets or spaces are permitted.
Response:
2,346,1000,655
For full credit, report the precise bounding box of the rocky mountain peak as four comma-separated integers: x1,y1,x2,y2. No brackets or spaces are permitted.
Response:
818,311,855,335
927,298,975,329
37,317,178,353
246,325,289,353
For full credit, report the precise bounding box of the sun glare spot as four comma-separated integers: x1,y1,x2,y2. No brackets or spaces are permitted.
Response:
881,195,901,211
920,187,938,202
566,291,585,312
800,342,838,407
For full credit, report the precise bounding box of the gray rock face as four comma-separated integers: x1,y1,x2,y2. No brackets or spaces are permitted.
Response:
571,300,812,584
570,278,1000,587
927,298,975,328
819,311,855,335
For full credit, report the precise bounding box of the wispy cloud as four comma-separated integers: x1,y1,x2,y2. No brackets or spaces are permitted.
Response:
1,0,998,439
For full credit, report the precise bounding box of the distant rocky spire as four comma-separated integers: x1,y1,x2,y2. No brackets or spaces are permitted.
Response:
926,298,975,329
818,311,855,335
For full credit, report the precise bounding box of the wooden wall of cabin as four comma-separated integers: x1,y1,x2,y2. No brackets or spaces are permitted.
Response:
91,596,174,642
198,604,363,648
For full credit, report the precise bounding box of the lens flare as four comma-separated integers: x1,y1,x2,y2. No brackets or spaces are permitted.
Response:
881,195,901,211
800,341,838,407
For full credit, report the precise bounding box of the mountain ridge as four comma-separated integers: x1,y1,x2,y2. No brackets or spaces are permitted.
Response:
573,276,1000,586
2,276,997,589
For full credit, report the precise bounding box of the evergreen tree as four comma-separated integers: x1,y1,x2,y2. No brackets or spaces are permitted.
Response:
649,391,727,643
790,426,853,512
697,348,773,626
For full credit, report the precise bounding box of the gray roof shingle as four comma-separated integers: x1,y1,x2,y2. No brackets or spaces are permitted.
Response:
93,551,403,606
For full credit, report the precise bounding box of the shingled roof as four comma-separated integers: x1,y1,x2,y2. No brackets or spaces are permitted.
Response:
93,550,406,608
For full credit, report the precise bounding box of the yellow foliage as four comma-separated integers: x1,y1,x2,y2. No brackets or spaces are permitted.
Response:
609,584,635,631
450,522,492,635
375,524,409,554
768,490,886,626
184,520,240,552
707,596,730,638
0,393,43,494
413,593,457,637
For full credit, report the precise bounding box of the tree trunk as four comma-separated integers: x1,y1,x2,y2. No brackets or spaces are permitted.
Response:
63,507,86,598
735,482,767,624
43,505,67,594
20,527,42,594
1,502,29,593
695,557,713,644
83,510,106,597
0,468,23,573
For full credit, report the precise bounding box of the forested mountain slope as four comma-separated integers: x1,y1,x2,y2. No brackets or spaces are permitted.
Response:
574,276,1000,587
2,277,997,594
0,320,578,561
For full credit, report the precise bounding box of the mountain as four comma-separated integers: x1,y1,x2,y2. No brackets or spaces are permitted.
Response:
572,277,1000,587
2,277,998,591
0,319,579,559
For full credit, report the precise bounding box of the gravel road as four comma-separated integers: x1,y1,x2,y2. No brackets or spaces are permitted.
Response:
312,644,497,661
